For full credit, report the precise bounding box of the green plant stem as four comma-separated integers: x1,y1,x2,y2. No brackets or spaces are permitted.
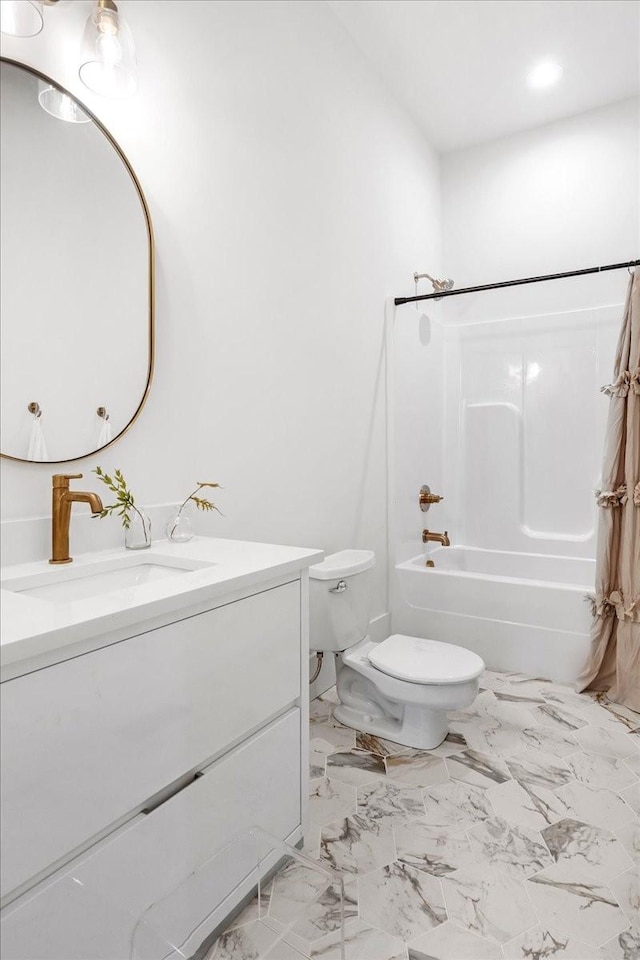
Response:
167,511,184,540
168,486,201,539
92,467,148,536
131,503,148,529
177,486,203,514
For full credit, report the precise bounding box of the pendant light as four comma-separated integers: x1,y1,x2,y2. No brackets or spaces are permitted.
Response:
37,80,91,123
79,0,137,99
0,0,58,38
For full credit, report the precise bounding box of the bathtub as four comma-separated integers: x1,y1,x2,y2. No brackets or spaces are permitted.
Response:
392,546,595,683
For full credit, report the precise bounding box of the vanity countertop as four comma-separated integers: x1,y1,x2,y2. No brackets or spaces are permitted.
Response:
0,537,323,680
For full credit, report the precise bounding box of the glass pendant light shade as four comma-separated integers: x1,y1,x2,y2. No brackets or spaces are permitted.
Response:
37,81,91,123
79,0,137,99
0,0,44,37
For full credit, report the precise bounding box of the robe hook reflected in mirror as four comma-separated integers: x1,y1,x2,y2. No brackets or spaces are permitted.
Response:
96,406,110,421
27,401,42,418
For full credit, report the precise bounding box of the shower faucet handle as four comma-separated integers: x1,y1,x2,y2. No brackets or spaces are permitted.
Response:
419,485,444,511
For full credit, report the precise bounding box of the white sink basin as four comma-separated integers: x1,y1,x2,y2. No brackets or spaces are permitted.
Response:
1,554,215,603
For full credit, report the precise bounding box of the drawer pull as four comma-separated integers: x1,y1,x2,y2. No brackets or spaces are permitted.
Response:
142,772,200,815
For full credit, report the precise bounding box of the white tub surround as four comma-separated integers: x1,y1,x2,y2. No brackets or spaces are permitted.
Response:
0,536,322,959
415,546,595,586
394,547,594,683
389,99,638,693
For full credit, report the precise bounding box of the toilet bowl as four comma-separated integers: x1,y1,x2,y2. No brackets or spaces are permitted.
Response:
309,550,484,749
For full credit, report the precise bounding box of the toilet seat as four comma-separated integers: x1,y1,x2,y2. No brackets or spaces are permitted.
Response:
367,634,484,685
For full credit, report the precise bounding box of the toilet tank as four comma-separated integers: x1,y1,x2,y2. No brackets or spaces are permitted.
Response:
309,550,375,652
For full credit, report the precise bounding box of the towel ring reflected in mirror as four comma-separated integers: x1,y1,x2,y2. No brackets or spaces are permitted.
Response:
0,57,154,464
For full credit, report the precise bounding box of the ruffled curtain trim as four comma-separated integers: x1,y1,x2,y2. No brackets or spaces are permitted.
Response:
634,482,640,506
631,366,640,395
595,484,628,507
588,591,640,622
601,371,630,398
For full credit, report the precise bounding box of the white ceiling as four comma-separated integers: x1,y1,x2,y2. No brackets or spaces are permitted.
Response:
327,0,640,152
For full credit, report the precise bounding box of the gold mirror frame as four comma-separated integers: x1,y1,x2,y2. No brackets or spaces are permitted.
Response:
0,57,154,465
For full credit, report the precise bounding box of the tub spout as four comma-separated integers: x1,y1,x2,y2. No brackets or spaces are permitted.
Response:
422,530,450,546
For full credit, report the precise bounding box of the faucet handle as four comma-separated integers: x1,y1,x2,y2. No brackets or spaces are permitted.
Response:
419,484,444,511
52,473,83,487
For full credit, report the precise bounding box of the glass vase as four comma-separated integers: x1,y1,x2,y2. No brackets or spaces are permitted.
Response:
166,505,194,543
125,508,151,550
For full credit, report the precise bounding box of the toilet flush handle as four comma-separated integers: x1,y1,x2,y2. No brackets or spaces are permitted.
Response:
329,580,348,593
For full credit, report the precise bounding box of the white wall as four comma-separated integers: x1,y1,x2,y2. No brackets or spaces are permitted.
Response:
0,1,441,649
442,98,639,302
392,97,639,568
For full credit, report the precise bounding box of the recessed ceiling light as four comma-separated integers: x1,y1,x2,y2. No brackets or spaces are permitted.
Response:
527,61,563,90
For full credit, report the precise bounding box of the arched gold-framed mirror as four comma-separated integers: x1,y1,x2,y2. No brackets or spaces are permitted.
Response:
0,57,154,464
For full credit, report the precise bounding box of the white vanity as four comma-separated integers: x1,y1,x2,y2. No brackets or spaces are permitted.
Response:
0,537,322,959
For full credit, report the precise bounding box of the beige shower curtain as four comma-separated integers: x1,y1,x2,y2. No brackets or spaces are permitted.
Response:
578,272,639,711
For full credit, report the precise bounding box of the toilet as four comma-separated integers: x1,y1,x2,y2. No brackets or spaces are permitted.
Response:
309,549,484,750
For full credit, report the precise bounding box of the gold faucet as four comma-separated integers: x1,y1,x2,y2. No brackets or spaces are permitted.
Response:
50,474,104,565
422,529,450,546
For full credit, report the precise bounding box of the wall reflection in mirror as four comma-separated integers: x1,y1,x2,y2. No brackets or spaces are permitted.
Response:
0,59,153,463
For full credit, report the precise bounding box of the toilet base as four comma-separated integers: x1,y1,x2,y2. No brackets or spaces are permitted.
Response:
333,700,449,751
333,640,480,751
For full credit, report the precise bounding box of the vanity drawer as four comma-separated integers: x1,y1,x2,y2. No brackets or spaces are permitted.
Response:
1,708,302,960
1,580,301,898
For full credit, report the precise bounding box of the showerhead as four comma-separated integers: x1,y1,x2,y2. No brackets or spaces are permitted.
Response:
413,271,455,295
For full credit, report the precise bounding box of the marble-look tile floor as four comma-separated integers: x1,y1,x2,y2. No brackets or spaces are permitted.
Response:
299,671,640,960
212,671,639,959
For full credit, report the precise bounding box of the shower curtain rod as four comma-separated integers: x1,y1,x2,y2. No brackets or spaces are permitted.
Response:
394,259,640,305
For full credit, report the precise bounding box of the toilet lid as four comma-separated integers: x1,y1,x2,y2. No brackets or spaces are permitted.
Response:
367,634,485,685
